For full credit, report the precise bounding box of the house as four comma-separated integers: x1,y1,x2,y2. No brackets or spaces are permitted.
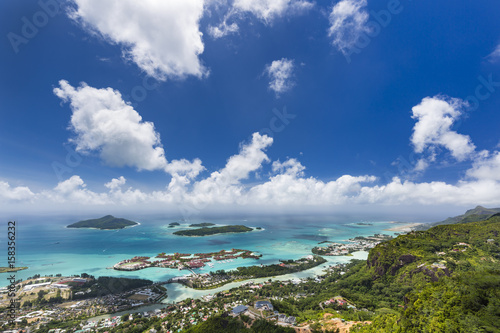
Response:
232,305,248,315
286,316,296,325
337,299,346,306
255,300,273,311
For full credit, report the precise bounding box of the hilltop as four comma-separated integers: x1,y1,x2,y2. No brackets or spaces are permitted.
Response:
67,215,138,230
416,205,500,230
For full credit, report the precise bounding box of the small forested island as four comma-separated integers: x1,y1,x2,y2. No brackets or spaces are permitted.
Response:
189,222,215,227
173,225,253,236
67,215,138,230
169,222,180,226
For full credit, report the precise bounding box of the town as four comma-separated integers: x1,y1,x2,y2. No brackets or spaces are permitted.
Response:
1,262,373,333
312,234,393,256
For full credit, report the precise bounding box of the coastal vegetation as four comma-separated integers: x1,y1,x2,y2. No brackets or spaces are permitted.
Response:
0,266,27,273
235,256,327,278
263,215,500,332
67,215,138,230
183,315,296,333
71,276,154,300
184,256,327,289
189,222,215,227
173,225,253,236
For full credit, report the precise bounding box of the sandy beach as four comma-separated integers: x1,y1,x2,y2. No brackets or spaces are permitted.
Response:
384,222,422,232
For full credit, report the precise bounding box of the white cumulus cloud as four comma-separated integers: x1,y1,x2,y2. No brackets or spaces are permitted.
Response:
328,0,370,57
4,96,500,214
105,176,127,191
48,175,109,205
0,181,35,201
265,58,295,96
208,0,313,39
54,80,168,171
190,132,273,204
467,151,500,181
411,96,476,162
68,0,207,80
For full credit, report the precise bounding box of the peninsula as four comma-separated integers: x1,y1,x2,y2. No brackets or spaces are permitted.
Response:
0,266,28,273
67,215,138,230
113,248,261,271
173,225,253,236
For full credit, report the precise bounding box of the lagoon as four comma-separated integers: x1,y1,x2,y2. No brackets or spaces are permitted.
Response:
0,215,407,296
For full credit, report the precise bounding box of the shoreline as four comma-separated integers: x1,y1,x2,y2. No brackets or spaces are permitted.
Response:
383,222,422,232
65,222,140,230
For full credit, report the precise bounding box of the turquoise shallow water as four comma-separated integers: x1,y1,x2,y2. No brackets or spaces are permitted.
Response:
0,216,404,294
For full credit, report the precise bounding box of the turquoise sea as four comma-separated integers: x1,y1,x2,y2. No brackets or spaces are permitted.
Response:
1,215,408,304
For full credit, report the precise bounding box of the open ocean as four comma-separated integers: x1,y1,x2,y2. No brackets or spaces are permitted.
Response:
1,215,406,303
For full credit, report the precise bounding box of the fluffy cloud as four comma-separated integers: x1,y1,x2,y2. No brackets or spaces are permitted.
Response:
411,96,476,163
328,0,370,56
467,151,500,181
3,134,500,214
69,0,207,80
4,98,500,213
54,81,204,178
54,80,168,171
48,175,109,204
0,181,35,201
265,58,295,96
105,176,127,191
190,133,273,204
208,0,313,39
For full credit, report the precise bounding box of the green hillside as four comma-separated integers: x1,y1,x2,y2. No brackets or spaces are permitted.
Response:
416,205,500,230
67,215,138,230
352,215,500,332
252,215,500,332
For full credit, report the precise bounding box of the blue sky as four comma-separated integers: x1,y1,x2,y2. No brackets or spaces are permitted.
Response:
1,0,500,219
